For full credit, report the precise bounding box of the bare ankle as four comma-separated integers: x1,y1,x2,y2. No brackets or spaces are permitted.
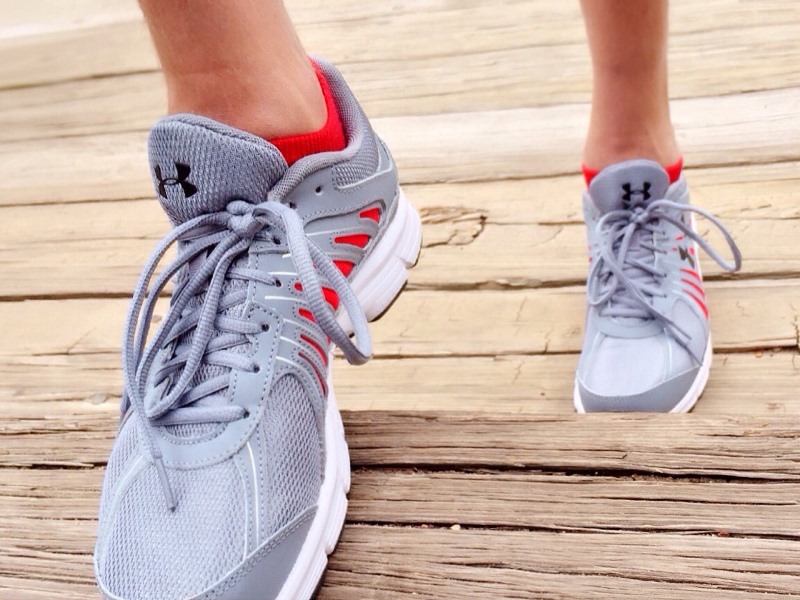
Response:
583,122,681,171
165,60,327,140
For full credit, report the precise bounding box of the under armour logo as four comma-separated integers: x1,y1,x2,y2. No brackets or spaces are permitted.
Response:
154,162,198,199
621,182,652,206
678,246,696,268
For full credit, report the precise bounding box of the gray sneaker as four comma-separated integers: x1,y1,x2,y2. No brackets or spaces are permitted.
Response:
574,160,741,413
94,59,421,600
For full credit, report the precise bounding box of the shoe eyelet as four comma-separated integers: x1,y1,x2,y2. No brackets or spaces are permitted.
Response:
243,409,251,418
315,186,323,195
289,202,297,209
273,236,281,244
261,323,271,332
274,279,282,288
252,364,261,374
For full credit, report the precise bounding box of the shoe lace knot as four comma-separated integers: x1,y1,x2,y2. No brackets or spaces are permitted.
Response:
121,198,371,510
586,198,742,358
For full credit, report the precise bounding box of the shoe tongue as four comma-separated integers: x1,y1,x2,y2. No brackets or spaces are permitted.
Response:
588,159,670,214
148,114,288,225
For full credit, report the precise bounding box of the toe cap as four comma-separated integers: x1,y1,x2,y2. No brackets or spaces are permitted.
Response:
190,506,316,600
577,366,700,412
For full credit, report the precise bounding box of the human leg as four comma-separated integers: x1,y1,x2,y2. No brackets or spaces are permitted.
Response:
574,0,741,413
94,4,421,599
139,0,325,138
580,0,680,171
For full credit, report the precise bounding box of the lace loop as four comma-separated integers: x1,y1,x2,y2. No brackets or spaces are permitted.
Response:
587,198,742,362
121,199,372,509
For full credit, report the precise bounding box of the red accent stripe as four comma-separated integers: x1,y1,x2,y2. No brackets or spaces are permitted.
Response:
322,286,340,310
334,233,370,248
359,207,381,222
334,260,354,277
681,278,706,299
300,334,328,366
680,267,702,282
685,290,709,319
299,351,327,395
299,308,316,323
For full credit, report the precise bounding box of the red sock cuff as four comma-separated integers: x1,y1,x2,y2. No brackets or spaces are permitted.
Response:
269,63,347,166
582,157,684,187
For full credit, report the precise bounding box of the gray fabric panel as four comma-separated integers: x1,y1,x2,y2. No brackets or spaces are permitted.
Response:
578,366,700,412
97,457,246,599
148,114,287,224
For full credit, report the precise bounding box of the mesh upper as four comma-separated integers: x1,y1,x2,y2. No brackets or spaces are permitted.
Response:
262,375,323,538
332,124,378,189
97,423,245,599
97,375,323,598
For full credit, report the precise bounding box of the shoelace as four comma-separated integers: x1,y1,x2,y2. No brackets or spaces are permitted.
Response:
121,199,372,510
586,199,742,362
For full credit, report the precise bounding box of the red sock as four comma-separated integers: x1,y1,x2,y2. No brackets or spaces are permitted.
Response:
582,157,684,187
270,63,347,166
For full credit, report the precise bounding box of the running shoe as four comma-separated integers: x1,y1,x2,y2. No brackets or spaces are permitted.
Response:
574,159,741,413
94,59,421,599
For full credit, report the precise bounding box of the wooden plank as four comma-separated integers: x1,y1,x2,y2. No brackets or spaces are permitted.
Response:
324,527,800,599
2,87,800,207
0,280,797,369
0,280,800,360
0,180,793,291
0,0,135,39
2,283,796,357
2,1,799,120
2,159,799,296
4,0,796,49
4,524,799,600
5,466,800,537
3,410,800,598
343,412,800,478
3,412,800,478
0,413,800,598
6,21,800,139
1,350,797,417
2,471,800,598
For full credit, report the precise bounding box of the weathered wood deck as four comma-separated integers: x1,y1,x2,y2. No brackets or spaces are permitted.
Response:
2,1,800,597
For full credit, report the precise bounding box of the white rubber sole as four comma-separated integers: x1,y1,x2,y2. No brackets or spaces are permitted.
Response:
275,374,350,600
276,187,421,600
573,336,713,414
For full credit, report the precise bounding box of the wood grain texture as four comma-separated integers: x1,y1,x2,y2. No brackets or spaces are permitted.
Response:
1,350,798,417
3,159,800,300
5,526,799,600
3,412,800,477
5,22,800,138
4,1,800,598
0,280,798,416
2,86,800,209
3,413,800,599
1,281,797,358
1,0,799,123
